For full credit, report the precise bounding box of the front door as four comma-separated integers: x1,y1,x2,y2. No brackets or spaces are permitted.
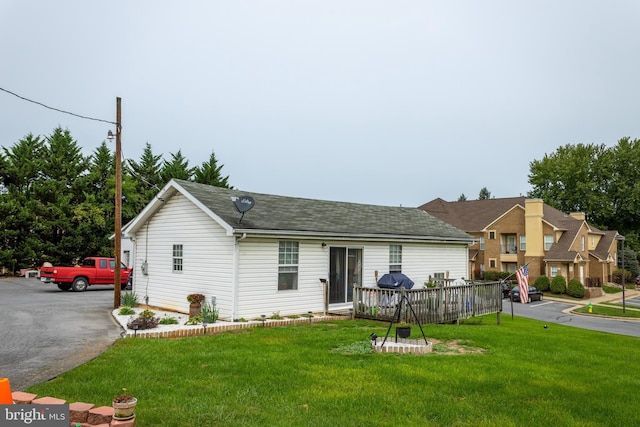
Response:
329,247,362,304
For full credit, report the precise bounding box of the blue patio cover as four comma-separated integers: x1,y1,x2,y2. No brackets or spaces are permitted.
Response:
377,273,414,289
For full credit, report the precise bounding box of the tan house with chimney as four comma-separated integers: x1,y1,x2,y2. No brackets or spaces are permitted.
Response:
419,197,620,287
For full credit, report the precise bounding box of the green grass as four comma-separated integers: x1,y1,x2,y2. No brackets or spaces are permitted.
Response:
27,317,640,426
575,304,640,318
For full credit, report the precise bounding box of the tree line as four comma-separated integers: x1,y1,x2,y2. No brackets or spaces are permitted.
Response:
2,128,638,274
0,127,231,270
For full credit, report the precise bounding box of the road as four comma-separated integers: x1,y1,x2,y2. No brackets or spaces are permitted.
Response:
0,276,123,391
501,296,640,337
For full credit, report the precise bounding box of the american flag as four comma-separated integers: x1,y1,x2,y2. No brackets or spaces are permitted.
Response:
516,265,529,303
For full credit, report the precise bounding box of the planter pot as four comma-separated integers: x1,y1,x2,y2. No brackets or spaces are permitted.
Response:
189,303,202,318
112,397,137,420
396,326,411,338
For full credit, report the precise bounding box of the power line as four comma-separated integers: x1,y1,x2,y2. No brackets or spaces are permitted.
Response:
0,87,117,125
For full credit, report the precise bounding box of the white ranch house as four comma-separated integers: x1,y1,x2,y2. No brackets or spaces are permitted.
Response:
124,179,474,320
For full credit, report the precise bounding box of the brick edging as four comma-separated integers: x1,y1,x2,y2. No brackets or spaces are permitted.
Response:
11,391,136,426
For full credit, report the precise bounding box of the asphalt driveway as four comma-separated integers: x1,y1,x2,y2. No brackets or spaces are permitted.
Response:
0,276,123,391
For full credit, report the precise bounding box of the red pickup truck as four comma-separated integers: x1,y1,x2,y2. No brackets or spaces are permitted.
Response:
40,257,132,292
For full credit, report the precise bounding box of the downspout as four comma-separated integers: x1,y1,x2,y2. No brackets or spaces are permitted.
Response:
233,233,247,320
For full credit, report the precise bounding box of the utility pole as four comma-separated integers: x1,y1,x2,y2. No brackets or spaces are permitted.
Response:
114,97,122,309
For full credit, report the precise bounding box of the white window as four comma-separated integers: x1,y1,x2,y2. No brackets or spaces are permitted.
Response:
550,266,558,277
544,235,554,251
123,250,131,267
489,231,496,240
479,236,485,250
489,259,496,268
389,245,402,273
278,241,299,290
581,236,585,251
172,244,183,272
520,236,526,251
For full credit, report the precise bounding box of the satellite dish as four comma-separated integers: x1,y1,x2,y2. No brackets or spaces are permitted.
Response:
232,195,255,224
234,196,255,213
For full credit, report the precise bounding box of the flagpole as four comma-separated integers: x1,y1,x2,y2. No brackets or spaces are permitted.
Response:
502,260,533,320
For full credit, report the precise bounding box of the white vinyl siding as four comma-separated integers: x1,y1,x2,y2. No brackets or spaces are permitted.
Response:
133,194,235,317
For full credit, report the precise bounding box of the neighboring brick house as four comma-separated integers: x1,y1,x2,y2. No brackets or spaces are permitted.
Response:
419,197,620,287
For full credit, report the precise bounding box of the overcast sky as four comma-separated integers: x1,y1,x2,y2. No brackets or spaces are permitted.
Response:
2,1,639,207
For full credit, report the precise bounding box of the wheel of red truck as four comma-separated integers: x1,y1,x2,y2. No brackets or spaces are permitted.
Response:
57,283,72,291
72,277,88,292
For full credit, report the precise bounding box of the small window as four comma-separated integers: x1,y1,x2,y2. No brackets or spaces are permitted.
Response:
581,236,585,251
123,250,131,267
550,266,558,277
278,241,298,290
479,236,485,250
520,236,526,251
489,231,496,240
173,244,183,272
544,235,553,251
489,259,496,268
389,245,402,273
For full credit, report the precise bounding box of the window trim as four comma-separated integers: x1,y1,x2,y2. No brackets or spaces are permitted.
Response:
544,235,553,251
172,244,183,272
389,244,402,273
278,241,299,291
520,235,526,251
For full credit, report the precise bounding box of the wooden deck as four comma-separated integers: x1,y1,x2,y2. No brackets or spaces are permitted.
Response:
353,281,503,324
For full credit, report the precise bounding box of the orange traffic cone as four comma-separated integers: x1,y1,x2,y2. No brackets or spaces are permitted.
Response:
0,378,13,404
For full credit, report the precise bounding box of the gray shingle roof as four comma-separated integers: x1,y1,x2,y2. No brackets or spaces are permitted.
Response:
174,180,473,241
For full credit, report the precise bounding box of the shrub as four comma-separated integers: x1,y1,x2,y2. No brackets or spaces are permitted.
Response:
612,269,633,286
534,275,550,292
483,270,511,281
119,306,135,316
127,309,159,330
567,279,585,298
550,275,567,294
158,316,179,325
202,302,219,323
120,291,138,308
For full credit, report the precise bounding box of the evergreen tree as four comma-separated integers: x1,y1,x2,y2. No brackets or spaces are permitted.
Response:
478,187,491,200
160,150,194,182
457,193,467,202
37,128,90,264
0,134,46,268
125,143,164,212
193,151,232,188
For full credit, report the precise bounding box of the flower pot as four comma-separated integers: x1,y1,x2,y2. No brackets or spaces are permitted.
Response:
112,397,137,420
396,326,411,338
189,303,202,318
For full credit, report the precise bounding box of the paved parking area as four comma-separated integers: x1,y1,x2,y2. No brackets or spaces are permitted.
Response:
0,276,122,391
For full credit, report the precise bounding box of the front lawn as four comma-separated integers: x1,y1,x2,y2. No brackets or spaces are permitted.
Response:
27,316,640,426
575,303,640,318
